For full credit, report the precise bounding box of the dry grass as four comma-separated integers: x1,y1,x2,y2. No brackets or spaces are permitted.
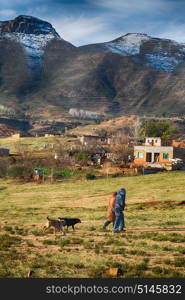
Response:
0,171,185,278
0,136,75,154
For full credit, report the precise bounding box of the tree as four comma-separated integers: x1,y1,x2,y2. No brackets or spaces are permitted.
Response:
131,116,142,138
110,144,133,166
95,127,109,138
139,121,177,140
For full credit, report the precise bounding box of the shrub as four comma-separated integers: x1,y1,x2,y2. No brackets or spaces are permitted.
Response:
73,263,85,269
178,248,185,254
0,234,21,250
86,173,96,180
42,240,57,245
152,266,171,275
7,165,33,180
74,153,89,162
58,239,71,247
54,169,73,178
129,249,148,256
88,226,96,231
31,229,45,236
136,205,145,210
94,248,100,254
71,238,83,244
163,259,172,265
83,241,92,249
0,186,7,191
0,160,8,177
3,226,13,232
14,226,28,236
174,258,185,267
112,247,126,255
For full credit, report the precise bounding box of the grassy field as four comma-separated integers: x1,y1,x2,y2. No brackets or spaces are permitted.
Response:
0,171,185,278
0,136,76,154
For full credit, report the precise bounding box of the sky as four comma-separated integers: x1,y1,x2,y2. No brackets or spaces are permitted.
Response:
0,0,185,46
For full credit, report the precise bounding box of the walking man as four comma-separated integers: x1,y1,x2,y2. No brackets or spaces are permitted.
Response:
113,188,126,233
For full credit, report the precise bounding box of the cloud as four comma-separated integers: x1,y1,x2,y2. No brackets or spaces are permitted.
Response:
26,5,49,18
94,0,182,10
93,0,166,13
0,0,32,7
159,23,185,43
1,0,185,45
0,9,17,19
52,15,117,45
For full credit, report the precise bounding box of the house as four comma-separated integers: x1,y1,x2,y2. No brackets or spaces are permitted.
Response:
44,133,63,137
107,136,128,145
0,147,10,156
172,140,185,148
79,135,107,146
44,133,55,137
11,133,21,139
134,137,185,169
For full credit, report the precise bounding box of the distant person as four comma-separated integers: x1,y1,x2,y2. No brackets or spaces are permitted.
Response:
103,192,117,229
128,155,132,162
113,188,126,233
33,168,43,184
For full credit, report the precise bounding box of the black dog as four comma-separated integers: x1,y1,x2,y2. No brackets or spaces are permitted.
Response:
58,218,81,231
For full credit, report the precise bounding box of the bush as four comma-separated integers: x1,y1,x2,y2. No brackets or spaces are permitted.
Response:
74,153,89,161
42,240,57,245
7,165,33,180
88,226,96,231
74,153,89,166
174,258,185,267
152,266,171,275
0,234,21,250
54,169,73,178
0,160,8,177
58,239,71,247
86,173,96,180
7,166,25,178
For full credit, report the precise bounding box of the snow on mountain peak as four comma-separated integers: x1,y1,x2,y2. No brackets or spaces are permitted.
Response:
1,32,60,68
0,15,61,69
105,33,150,55
104,33,185,72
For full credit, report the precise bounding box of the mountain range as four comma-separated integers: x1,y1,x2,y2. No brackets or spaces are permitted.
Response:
0,15,185,121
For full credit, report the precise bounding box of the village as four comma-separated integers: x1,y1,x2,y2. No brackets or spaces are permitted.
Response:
0,116,185,182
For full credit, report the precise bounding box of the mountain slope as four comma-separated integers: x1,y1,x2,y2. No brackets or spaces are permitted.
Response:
38,51,185,116
0,16,185,120
0,15,76,115
79,33,185,73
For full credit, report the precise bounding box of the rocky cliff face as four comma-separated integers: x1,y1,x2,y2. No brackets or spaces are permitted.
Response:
0,15,75,69
0,15,59,35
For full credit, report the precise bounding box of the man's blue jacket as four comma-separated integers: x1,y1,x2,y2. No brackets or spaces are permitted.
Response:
114,188,126,211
